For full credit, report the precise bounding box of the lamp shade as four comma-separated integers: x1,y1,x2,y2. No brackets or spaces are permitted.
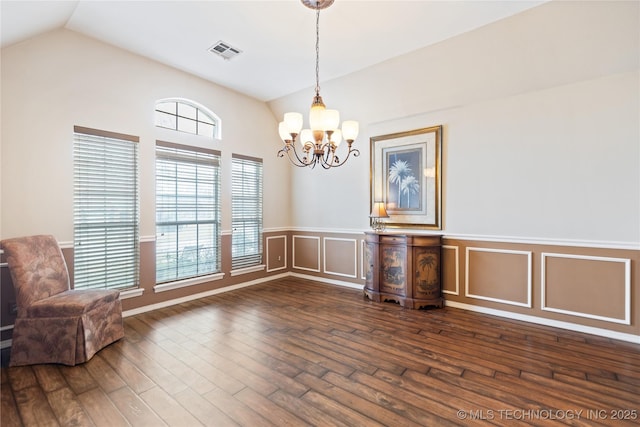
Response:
284,112,303,134
342,120,359,142
323,109,340,131
309,103,326,131
330,129,342,146
300,129,313,146
278,122,291,142
369,201,389,218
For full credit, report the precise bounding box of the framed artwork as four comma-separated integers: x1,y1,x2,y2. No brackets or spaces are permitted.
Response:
370,125,442,229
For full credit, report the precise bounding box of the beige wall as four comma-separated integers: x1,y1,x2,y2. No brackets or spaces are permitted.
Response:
1,1,638,344
0,28,291,239
269,0,639,243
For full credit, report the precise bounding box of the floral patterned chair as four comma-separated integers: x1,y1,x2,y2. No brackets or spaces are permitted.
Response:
1,235,124,366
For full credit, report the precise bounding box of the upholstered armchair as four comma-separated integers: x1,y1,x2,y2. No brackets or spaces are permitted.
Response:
1,235,124,366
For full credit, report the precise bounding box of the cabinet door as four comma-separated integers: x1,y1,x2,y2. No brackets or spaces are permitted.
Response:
380,245,406,296
413,246,440,300
364,241,375,289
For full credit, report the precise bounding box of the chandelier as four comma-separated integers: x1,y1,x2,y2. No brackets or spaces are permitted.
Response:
277,0,359,169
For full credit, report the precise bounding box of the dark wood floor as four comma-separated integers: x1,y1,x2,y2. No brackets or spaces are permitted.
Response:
1,278,639,426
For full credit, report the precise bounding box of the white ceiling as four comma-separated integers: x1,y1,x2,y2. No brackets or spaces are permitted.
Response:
1,0,546,102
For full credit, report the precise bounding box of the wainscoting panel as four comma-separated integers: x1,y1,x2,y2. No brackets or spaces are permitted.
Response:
1,231,637,346
444,237,638,341
542,253,631,324
442,245,459,295
292,235,321,272
323,237,357,279
465,247,532,307
266,235,287,272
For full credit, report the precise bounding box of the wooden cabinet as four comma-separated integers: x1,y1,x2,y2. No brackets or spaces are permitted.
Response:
364,232,443,309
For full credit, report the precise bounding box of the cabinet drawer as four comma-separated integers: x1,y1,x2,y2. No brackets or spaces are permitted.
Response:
409,235,441,246
380,235,407,244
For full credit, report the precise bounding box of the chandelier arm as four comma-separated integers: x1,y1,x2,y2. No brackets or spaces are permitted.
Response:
278,144,305,167
288,149,309,167
320,141,340,169
289,151,312,168
286,141,318,167
319,149,333,169
289,143,307,165
347,147,361,160
320,140,331,159
337,146,360,166
320,141,335,166
329,146,339,166
293,149,312,167
319,148,333,169
277,144,297,161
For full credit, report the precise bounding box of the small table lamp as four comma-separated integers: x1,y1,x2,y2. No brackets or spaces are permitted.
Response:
370,201,389,232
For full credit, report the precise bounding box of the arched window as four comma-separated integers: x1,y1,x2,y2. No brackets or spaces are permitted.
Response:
155,98,221,139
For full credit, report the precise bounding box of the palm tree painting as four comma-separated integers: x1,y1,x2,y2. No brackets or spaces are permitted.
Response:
381,246,405,291
416,249,439,296
386,149,422,210
400,175,420,208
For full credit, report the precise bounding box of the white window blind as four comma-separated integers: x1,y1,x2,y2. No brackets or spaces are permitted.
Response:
73,126,139,290
231,154,263,270
156,141,221,283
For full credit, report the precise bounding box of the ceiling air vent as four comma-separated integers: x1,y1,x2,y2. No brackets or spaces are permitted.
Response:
208,41,242,60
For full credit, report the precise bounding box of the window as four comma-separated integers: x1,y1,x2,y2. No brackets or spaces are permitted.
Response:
73,126,139,290
231,154,263,270
156,141,221,283
155,98,220,139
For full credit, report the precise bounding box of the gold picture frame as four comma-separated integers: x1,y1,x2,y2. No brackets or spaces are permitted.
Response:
370,125,442,229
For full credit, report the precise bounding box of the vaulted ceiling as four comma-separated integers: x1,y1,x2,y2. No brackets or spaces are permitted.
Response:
1,1,545,101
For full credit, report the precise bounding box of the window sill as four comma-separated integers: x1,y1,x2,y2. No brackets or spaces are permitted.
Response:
154,272,225,293
230,264,266,277
120,288,144,299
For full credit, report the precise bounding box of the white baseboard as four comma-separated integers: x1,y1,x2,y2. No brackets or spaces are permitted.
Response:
289,272,364,290
122,272,289,317
444,300,640,344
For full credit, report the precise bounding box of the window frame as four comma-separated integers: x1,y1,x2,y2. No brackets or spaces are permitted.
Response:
155,140,222,284
155,98,221,140
231,153,264,273
73,126,140,291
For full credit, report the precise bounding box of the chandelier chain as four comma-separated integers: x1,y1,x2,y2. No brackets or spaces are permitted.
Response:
315,7,320,97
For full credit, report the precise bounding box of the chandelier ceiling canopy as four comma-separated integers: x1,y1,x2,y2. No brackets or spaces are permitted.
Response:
277,0,359,169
